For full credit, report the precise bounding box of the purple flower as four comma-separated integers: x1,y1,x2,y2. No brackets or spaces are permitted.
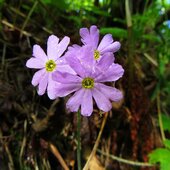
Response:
52,46,124,116
79,25,121,61
26,35,74,99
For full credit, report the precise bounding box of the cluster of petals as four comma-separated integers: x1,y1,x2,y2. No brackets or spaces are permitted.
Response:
26,25,124,116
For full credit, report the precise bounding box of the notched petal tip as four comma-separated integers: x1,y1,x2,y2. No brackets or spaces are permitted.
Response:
32,44,48,61
90,25,98,29
48,34,59,40
26,59,31,68
90,25,98,32
113,41,121,52
37,90,44,96
62,36,70,46
118,65,125,78
26,58,35,68
48,34,60,42
26,58,45,69
32,45,44,55
48,92,58,100
112,89,123,102
79,27,88,35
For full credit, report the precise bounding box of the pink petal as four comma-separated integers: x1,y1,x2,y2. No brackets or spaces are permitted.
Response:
90,25,99,48
53,83,81,97
66,89,85,112
52,71,82,84
47,35,59,60
33,45,48,61
95,83,123,101
78,46,95,74
95,52,114,75
92,88,112,112
66,54,86,78
55,57,67,65
26,58,45,69
37,73,48,95
97,34,113,52
100,41,121,54
56,36,70,58
47,76,60,99
95,63,124,82
56,64,76,75
66,46,95,77
80,27,89,44
31,69,46,86
68,44,81,52
80,25,99,49
81,90,93,116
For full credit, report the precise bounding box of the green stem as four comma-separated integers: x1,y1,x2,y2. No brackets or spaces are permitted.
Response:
125,0,134,99
77,110,82,170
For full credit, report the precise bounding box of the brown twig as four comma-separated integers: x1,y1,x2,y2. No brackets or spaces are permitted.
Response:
97,149,154,167
49,143,69,170
1,19,41,42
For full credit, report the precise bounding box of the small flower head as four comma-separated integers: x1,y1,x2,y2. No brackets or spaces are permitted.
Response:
52,46,124,116
79,25,121,61
26,35,73,99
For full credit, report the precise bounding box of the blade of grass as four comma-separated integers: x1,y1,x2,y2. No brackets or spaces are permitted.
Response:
157,93,166,141
1,43,6,70
19,120,27,169
97,149,154,167
20,0,38,39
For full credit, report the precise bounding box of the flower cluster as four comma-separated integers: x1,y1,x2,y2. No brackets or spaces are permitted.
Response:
26,25,124,116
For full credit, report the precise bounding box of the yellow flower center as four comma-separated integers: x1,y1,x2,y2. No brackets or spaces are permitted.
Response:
82,77,94,89
94,50,100,60
45,60,56,72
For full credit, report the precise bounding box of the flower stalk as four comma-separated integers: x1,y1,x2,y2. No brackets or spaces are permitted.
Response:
77,110,82,170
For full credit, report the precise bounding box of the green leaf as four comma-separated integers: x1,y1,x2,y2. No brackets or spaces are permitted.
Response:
162,114,170,132
149,148,170,170
90,6,110,17
41,0,51,3
164,139,170,150
100,27,127,39
142,34,161,43
41,0,68,10
51,0,68,10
